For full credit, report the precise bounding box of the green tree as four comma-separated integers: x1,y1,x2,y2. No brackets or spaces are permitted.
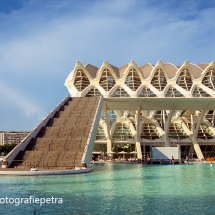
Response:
0,143,17,155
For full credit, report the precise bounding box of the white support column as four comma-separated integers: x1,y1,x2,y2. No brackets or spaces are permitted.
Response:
106,139,112,154
105,107,112,153
189,114,195,157
193,110,207,138
191,110,206,160
164,110,174,146
135,110,140,142
135,105,142,159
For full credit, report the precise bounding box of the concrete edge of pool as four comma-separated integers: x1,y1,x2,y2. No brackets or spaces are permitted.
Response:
0,167,93,176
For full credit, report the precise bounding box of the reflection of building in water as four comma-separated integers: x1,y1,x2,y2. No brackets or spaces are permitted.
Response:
0,131,30,145
65,60,215,160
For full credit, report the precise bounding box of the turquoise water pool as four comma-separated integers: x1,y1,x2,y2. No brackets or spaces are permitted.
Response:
0,163,215,214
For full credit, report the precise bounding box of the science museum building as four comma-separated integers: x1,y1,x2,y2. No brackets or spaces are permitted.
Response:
1,59,215,172
64,60,215,161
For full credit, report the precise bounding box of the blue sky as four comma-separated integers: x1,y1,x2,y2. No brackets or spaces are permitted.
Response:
0,0,215,130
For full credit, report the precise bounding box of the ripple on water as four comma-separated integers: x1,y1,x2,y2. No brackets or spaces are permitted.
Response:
0,163,215,214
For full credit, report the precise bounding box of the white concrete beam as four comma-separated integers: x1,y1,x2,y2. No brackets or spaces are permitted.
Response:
135,109,141,142
190,110,207,160
164,109,174,146
135,103,142,159
104,105,112,153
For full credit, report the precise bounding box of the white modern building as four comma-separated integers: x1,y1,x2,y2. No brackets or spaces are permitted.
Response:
65,60,215,160
2,59,215,174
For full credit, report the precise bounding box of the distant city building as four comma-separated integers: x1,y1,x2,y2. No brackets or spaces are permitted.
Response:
0,131,30,145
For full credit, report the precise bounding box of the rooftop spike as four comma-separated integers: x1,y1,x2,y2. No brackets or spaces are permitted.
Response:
182,60,190,67
203,59,215,72
101,60,109,67
75,60,84,68
130,60,138,67
155,59,163,67
211,59,215,66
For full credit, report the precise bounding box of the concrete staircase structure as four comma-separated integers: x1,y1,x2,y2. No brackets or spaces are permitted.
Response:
4,96,103,170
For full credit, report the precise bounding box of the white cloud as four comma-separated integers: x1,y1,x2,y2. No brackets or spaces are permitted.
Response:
0,0,215,129
0,80,45,120
0,0,214,72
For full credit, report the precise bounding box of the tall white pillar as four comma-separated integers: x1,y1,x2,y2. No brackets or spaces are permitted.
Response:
135,107,142,159
164,110,174,147
105,109,112,153
191,111,205,160
192,139,204,160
